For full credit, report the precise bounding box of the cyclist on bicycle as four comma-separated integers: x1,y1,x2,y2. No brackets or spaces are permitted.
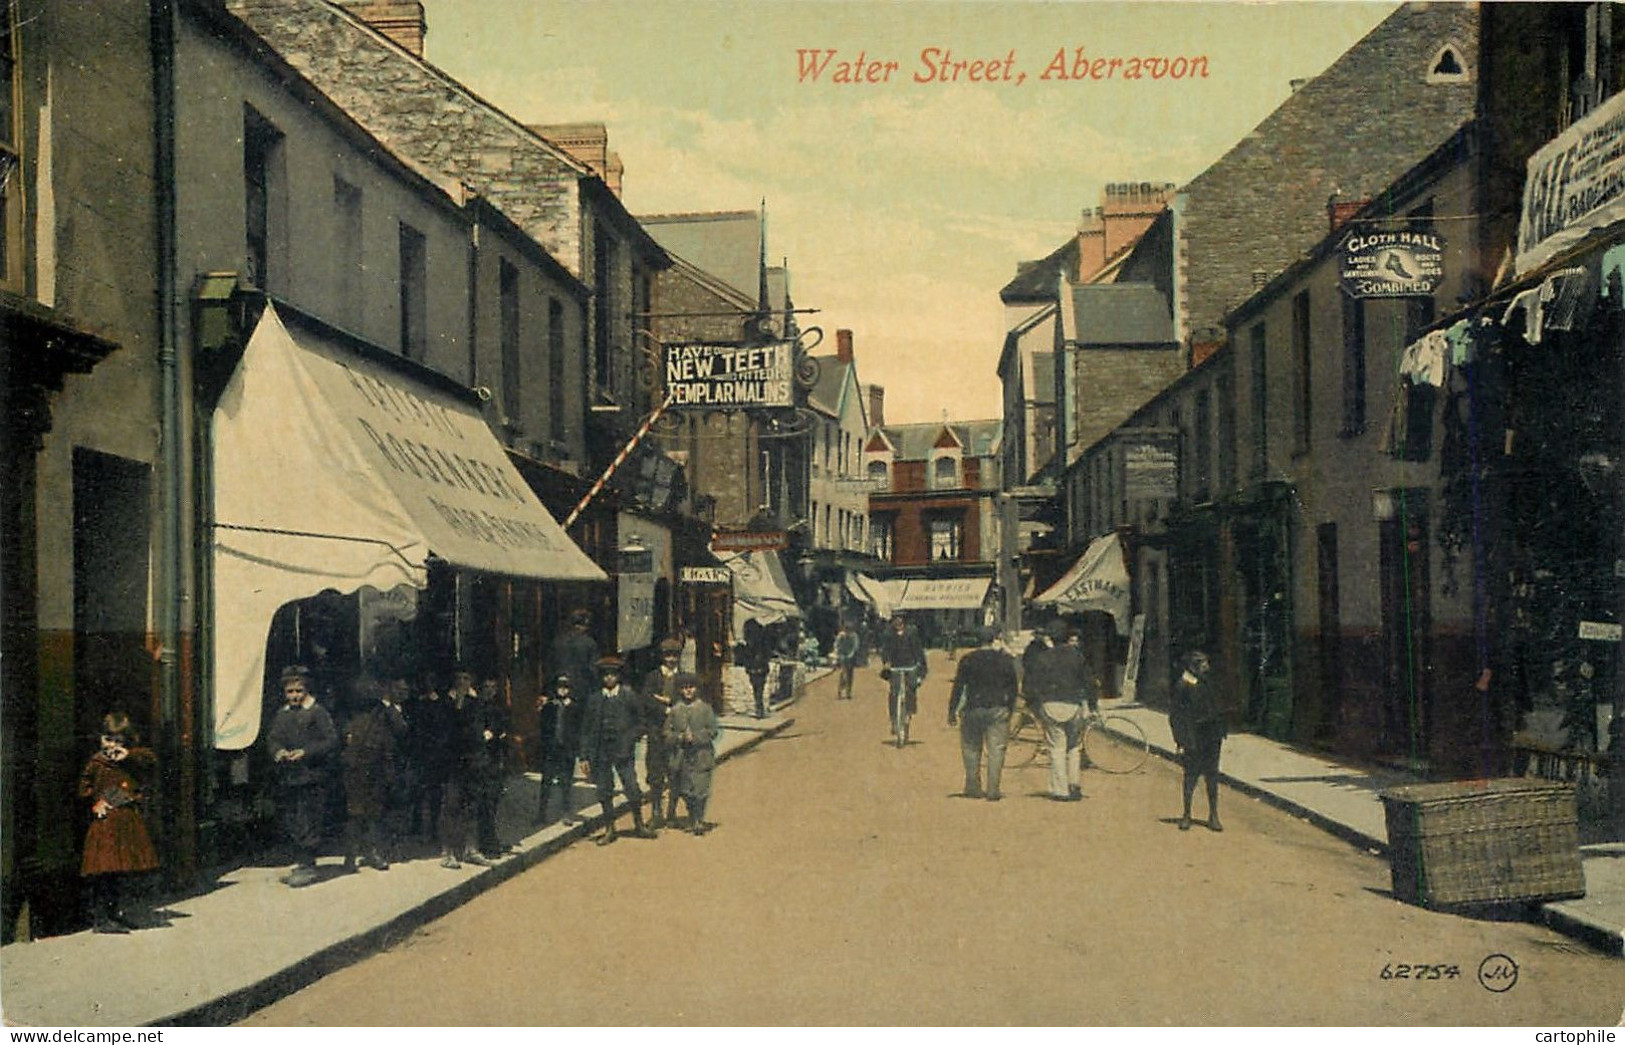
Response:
877,615,927,744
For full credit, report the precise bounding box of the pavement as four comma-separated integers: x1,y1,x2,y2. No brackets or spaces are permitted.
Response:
2,663,1619,1027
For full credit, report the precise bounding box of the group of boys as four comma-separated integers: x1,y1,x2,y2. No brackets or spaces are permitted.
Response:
541,637,719,846
266,662,514,886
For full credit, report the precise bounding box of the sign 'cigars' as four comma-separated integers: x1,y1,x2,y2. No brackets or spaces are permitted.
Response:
666,342,794,408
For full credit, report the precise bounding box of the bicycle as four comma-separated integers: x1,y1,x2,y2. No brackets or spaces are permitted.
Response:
885,665,921,748
1006,704,1149,774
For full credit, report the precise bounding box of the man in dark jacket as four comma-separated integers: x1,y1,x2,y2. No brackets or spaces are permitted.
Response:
877,615,927,741
1024,621,1098,801
578,656,655,845
549,608,601,700
947,637,1020,801
639,639,683,829
472,675,512,858
266,665,339,887
1170,650,1227,831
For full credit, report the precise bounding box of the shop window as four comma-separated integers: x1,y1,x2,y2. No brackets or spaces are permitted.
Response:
398,222,426,361
929,517,963,561
1,3,21,292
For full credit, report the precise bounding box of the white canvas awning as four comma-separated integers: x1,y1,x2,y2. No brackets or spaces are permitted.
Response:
1032,531,1132,635
212,305,604,750
893,576,992,610
846,572,897,619
721,549,801,638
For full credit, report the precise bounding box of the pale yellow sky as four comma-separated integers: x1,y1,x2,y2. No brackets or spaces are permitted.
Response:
419,0,1399,423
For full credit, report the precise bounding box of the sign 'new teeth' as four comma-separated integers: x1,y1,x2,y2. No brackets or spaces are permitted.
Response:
666,342,795,408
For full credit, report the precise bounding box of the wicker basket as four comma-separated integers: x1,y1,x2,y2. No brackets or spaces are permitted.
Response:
1380,779,1585,907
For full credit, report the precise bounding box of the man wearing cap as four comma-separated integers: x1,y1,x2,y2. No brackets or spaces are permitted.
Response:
664,672,718,834
550,608,601,701
579,655,656,844
534,673,583,826
1024,621,1099,801
639,638,683,830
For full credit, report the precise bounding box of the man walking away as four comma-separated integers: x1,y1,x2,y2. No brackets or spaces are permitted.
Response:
948,636,1020,801
1170,650,1227,832
1024,622,1098,801
833,620,860,700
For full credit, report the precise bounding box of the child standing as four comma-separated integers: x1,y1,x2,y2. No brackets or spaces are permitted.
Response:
78,712,159,933
664,673,719,835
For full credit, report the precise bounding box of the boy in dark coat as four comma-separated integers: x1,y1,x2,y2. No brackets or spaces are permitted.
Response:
78,712,159,933
1170,650,1227,831
534,673,583,826
578,655,655,845
341,677,408,871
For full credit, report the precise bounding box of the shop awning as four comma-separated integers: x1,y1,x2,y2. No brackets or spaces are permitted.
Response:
1032,531,1131,635
893,576,992,610
212,304,604,750
721,549,801,638
846,572,896,618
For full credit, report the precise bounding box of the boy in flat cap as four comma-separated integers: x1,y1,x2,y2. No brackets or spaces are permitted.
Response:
578,655,655,844
664,673,719,835
639,637,683,829
534,673,582,826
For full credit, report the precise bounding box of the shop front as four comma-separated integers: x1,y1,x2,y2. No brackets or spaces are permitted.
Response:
206,304,604,854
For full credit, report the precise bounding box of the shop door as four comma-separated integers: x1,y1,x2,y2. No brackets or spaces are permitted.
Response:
72,449,153,735
1378,491,1432,763
1238,510,1294,739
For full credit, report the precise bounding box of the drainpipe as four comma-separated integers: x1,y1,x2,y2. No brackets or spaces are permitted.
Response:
150,0,192,877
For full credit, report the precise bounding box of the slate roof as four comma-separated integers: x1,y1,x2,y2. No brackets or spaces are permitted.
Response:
807,356,853,418
640,211,761,301
879,420,1002,461
1000,238,1077,303
1066,283,1175,346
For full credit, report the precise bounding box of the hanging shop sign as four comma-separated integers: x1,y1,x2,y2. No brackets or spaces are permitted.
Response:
1578,620,1623,643
712,529,788,553
1339,230,1445,298
1124,436,1178,499
1518,88,1625,275
681,566,732,584
665,341,794,409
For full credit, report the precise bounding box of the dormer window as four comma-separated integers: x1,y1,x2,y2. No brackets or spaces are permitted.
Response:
933,455,959,488
1426,42,1471,84
867,459,889,488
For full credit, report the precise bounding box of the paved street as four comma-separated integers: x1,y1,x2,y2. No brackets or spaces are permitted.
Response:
244,654,1622,1026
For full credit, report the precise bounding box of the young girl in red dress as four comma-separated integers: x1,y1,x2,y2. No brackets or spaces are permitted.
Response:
78,712,159,933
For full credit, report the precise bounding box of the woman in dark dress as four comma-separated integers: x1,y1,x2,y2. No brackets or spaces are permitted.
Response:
1170,651,1227,832
78,712,159,933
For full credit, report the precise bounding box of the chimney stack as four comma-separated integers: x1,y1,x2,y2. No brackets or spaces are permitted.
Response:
344,2,427,58
866,384,885,429
836,329,854,363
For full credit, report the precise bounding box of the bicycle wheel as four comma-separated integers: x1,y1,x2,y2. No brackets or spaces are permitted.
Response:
1006,708,1044,767
1082,714,1149,774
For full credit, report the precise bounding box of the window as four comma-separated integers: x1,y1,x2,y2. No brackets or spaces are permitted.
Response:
1250,322,1268,477
333,178,363,327
244,108,284,291
870,514,894,561
0,3,19,289
1217,368,1236,492
1292,291,1311,455
548,298,567,445
398,223,426,361
933,456,958,489
1560,3,1615,129
1193,390,1212,502
867,459,888,489
592,225,614,397
1426,43,1471,84
1341,293,1366,437
928,517,962,561
499,260,521,426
